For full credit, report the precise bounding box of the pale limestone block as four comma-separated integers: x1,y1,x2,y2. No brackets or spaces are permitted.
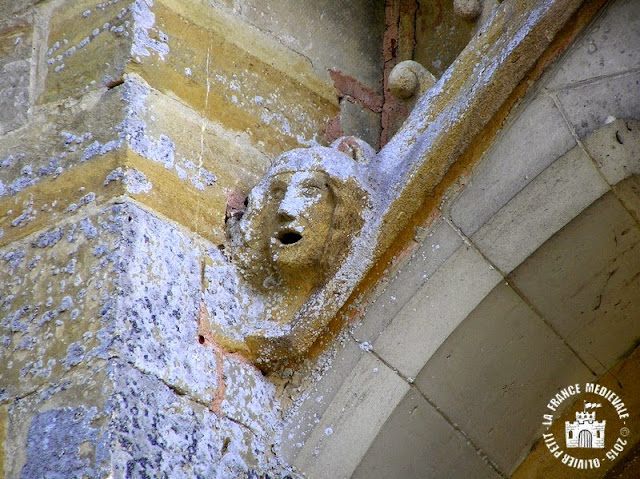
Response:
510,192,640,373
450,94,576,236
471,145,609,274
582,119,640,186
353,390,500,479
293,353,409,479
415,283,593,474
279,339,366,465
546,0,640,89
555,70,640,139
373,245,502,379
353,218,462,344
615,174,640,222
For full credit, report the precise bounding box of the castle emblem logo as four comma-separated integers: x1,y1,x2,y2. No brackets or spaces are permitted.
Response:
541,383,631,471
565,402,605,448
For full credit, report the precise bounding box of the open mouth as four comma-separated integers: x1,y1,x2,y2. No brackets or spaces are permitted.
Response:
277,230,302,245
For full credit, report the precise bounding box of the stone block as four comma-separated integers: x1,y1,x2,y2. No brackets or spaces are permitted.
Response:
339,98,381,151
450,94,576,237
0,206,122,401
582,118,640,186
114,204,221,405
279,338,366,465
133,0,340,156
4,363,113,478
415,283,593,474
510,192,640,373
353,218,462,344
0,60,30,134
109,361,271,478
352,390,500,479
555,70,640,138
234,0,385,91
414,0,475,77
293,352,409,479
373,244,502,379
3,358,275,478
615,174,640,222
546,0,640,89
119,79,269,244
39,0,134,104
0,86,125,201
0,15,34,134
0,0,41,17
471,145,609,274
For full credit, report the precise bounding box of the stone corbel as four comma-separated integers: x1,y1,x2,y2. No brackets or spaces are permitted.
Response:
205,0,589,372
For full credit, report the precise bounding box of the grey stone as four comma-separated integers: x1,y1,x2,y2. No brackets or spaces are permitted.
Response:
0,60,29,135
293,352,409,479
510,192,640,373
279,338,366,466
115,204,220,405
352,390,500,479
582,118,640,186
546,0,640,89
555,70,640,138
415,283,593,474
615,174,640,222
373,244,502,379
471,145,609,274
353,218,462,344
339,98,381,151
236,0,384,91
450,94,575,236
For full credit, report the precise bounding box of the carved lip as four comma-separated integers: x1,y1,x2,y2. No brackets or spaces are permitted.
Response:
275,228,303,246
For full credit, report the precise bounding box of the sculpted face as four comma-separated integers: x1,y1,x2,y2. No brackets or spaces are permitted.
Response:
265,170,334,274
232,144,370,293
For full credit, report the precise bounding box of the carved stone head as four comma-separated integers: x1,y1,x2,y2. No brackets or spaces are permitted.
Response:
231,140,373,295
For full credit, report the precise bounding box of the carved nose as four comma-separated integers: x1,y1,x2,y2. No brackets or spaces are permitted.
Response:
277,204,295,222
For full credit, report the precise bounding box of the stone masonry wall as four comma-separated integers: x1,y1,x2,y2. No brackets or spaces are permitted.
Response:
0,0,386,477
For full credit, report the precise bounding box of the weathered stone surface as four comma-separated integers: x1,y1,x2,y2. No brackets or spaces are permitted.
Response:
471,145,609,274
546,0,640,88
415,282,593,474
229,0,385,92
615,174,640,222
0,15,33,134
293,352,409,479
5,364,113,477
0,206,121,401
373,245,502,379
353,390,501,479
278,338,367,466
510,192,640,373
39,0,135,104
118,78,269,243
450,94,576,237
0,0,42,17
339,99,381,151
133,0,340,156
352,217,463,344
582,118,640,186
414,0,475,77
555,70,640,138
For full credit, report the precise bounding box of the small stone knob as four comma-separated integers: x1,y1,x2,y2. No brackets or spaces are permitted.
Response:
388,60,436,100
453,0,483,21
